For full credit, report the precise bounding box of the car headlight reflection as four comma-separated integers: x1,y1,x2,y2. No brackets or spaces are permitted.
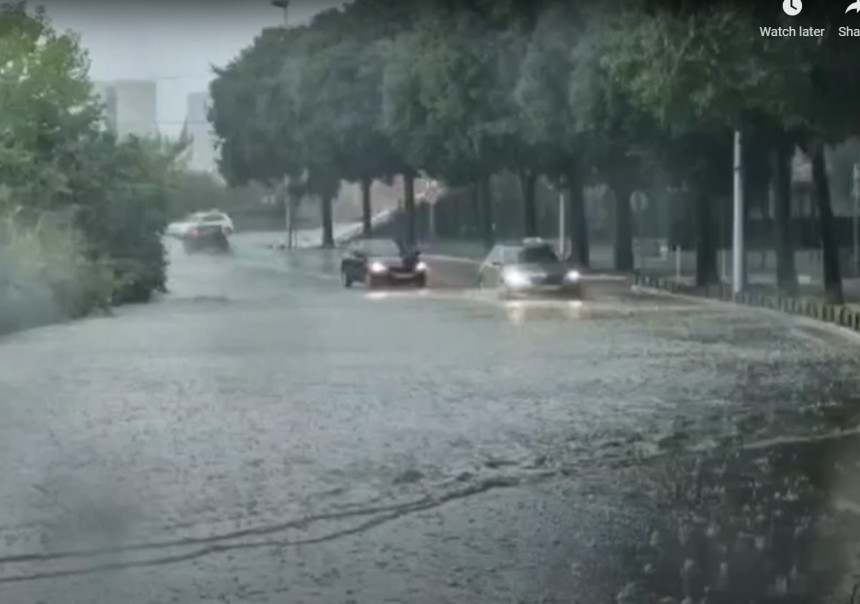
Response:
564,270,581,282
370,261,388,273
502,268,531,288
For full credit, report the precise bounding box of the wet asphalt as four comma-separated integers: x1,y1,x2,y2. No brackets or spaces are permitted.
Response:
1,233,860,603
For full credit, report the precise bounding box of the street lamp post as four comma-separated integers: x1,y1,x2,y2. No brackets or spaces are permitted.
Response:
271,1,290,246
548,177,566,258
558,188,566,258
732,129,746,294
852,163,860,275
272,0,289,26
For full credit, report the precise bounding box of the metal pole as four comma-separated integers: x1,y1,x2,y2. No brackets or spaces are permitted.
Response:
853,163,859,275
558,188,566,257
732,129,745,294
272,0,289,26
272,1,291,247
720,199,727,282
283,176,293,248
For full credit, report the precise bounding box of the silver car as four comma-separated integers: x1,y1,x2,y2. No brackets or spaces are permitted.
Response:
477,239,582,299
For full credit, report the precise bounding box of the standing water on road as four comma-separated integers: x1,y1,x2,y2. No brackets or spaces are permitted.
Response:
4,0,860,601
3,234,860,602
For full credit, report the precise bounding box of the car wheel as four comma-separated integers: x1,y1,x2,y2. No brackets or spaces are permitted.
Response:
342,270,352,288
415,274,427,288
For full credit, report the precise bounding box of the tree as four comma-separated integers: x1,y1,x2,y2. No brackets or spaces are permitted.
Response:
0,2,100,210
381,5,512,249
209,26,304,189
514,2,597,265
601,2,806,287
0,2,176,316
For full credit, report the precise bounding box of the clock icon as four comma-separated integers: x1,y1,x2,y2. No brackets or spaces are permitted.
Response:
783,0,802,15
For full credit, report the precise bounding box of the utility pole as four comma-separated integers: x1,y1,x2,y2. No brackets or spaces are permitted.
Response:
853,163,859,275
272,0,290,246
558,187,566,258
732,129,746,294
272,0,289,26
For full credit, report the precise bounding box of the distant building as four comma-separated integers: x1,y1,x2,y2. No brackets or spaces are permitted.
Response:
183,91,219,175
92,80,157,139
92,81,118,133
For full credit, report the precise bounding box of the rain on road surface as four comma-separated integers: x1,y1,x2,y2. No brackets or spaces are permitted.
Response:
1,233,859,603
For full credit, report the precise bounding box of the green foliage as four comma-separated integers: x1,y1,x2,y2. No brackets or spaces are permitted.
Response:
208,0,860,290
0,2,180,333
0,212,114,333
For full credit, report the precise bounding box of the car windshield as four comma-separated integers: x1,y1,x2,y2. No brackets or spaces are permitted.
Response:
518,245,559,263
199,213,226,222
363,239,402,256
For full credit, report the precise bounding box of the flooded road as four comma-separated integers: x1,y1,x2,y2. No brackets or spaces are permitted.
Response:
1,233,860,603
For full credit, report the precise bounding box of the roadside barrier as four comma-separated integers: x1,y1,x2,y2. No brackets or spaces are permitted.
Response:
630,274,860,334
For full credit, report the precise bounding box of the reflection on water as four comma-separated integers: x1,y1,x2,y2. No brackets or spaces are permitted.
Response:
502,299,586,323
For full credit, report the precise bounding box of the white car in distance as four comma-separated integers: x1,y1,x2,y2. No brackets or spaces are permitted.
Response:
167,211,235,238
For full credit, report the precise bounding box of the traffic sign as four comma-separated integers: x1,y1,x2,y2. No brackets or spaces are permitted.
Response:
630,191,648,213
420,180,441,205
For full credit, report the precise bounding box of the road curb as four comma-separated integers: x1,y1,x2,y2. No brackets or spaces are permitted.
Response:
630,274,860,335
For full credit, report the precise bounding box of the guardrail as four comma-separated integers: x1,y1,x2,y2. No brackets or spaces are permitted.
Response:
630,274,860,333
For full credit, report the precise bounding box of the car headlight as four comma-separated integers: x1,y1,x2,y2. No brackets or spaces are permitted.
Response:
415,261,428,272
564,270,581,282
502,268,530,288
370,261,388,273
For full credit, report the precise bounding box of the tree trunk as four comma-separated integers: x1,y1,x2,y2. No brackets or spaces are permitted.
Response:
610,173,634,272
478,175,494,250
567,168,589,267
770,133,798,295
810,144,843,304
694,187,719,286
403,172,416,248
360,175,372,237
470,183,480,238
321,195,334,248
520,170,538,237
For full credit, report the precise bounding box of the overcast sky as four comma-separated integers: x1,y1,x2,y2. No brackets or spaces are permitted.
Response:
40,0,345,136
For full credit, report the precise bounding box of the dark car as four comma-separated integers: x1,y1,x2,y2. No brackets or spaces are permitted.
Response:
477,238,582,299
182,222,231,254
341,239,428,289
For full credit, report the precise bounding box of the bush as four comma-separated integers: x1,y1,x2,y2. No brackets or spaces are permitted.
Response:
0,213,115,334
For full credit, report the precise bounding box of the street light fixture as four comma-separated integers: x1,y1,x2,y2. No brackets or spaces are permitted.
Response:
271,0,289,27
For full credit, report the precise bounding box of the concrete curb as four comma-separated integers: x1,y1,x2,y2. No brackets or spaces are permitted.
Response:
630,274,860,334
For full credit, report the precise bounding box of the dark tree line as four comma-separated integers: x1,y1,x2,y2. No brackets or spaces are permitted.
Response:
209,0,860,302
